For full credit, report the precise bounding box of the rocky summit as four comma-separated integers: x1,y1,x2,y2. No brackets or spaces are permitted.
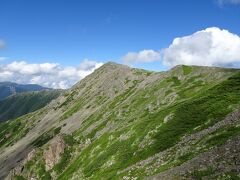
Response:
0,62,240,179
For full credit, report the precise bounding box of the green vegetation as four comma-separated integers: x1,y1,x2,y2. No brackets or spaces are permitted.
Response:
0,113,35,148
14,175,26,180
167,76,181,86
23,149,53,179
2,64,240,180
53,148,72,174
124,78,131,84
36,162,51,180
197,125,240,148
59,72,240,179
182,65,192,75
218,172,240,180
53,134,76,174
0,90,61,122
58,90,78,108
60,98,84,120
152,72,240,150
94,95,108,105
31,127,61,147
191,167,215,179
63,134,76,146
131,68,152,76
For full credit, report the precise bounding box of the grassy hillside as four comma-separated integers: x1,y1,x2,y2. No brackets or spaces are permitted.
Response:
0,90,62,122
0,63,240,180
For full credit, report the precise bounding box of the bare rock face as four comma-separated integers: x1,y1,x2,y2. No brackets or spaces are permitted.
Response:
43,136,66,170
163,113,174,123
26,149,36,162
5,149,36,180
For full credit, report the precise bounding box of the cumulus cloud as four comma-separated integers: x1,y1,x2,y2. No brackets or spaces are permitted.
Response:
0,60,103,89
122,49,161,64
217,0,240,5
162,27,240,67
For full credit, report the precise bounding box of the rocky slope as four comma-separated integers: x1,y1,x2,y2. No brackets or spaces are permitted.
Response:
0,82,51,100
0,90,62,122
0,62,240,179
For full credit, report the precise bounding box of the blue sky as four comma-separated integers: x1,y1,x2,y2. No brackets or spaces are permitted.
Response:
0,0,240,88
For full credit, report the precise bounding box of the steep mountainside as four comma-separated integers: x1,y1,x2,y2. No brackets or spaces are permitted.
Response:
0,62,240,179
0,82,51,100
0,90,62,122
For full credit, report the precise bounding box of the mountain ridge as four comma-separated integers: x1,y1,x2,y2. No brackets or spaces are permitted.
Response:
1,63,240,179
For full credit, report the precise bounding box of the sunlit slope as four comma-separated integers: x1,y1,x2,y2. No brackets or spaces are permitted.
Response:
1,63,240,179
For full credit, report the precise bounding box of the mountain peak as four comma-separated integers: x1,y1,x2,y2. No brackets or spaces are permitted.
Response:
100,61,130,69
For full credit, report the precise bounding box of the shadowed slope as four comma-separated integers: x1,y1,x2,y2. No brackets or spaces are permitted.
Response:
0,90,62,122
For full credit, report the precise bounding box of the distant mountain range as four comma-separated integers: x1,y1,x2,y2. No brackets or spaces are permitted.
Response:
0,90,62,122
1,63,240,179
0,82,51,100
0,82,62,122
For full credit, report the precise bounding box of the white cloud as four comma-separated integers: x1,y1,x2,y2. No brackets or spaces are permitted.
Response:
162,27,240,67
122,49,161,64
0,57,8,61
217,0,240,5
0,60,103,89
